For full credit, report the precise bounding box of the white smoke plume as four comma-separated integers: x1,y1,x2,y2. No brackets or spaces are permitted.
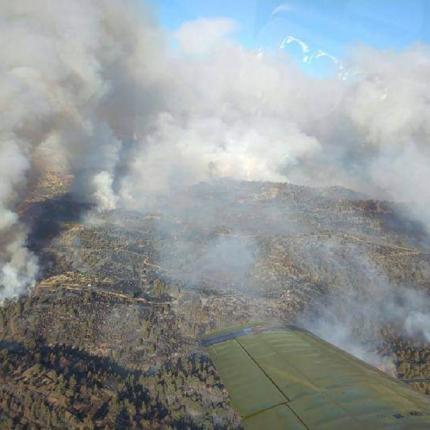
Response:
295,239,430,372
0,0,165,300
120,19,430,236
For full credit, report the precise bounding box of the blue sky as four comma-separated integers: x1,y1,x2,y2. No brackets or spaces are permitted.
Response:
146,0,430,75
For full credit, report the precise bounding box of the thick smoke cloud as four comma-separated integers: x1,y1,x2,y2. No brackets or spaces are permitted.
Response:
0,0,165,300
121,19,430,233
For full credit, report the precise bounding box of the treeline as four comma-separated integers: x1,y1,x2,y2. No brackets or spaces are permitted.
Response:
0,340,241,429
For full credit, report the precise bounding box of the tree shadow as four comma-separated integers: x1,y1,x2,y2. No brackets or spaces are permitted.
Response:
20,194,93,278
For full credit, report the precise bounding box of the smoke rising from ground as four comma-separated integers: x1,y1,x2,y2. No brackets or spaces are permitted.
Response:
0,0,165,299
296,239,430,371
1,0,430,375
160,234,256,290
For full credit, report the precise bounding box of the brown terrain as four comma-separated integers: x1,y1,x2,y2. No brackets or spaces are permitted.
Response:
1,171,430,429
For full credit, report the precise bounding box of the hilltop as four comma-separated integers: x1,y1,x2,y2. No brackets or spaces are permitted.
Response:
1,172,430,428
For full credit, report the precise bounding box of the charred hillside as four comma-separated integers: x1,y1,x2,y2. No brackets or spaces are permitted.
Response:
1,172,430,428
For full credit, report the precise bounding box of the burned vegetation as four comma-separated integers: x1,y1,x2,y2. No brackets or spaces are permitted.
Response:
2,172,430,428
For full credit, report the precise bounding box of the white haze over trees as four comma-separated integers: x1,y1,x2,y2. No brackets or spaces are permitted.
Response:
2,0,430,324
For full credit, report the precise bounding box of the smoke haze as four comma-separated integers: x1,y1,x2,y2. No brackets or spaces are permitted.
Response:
296,238,430,370
2,0,430,371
